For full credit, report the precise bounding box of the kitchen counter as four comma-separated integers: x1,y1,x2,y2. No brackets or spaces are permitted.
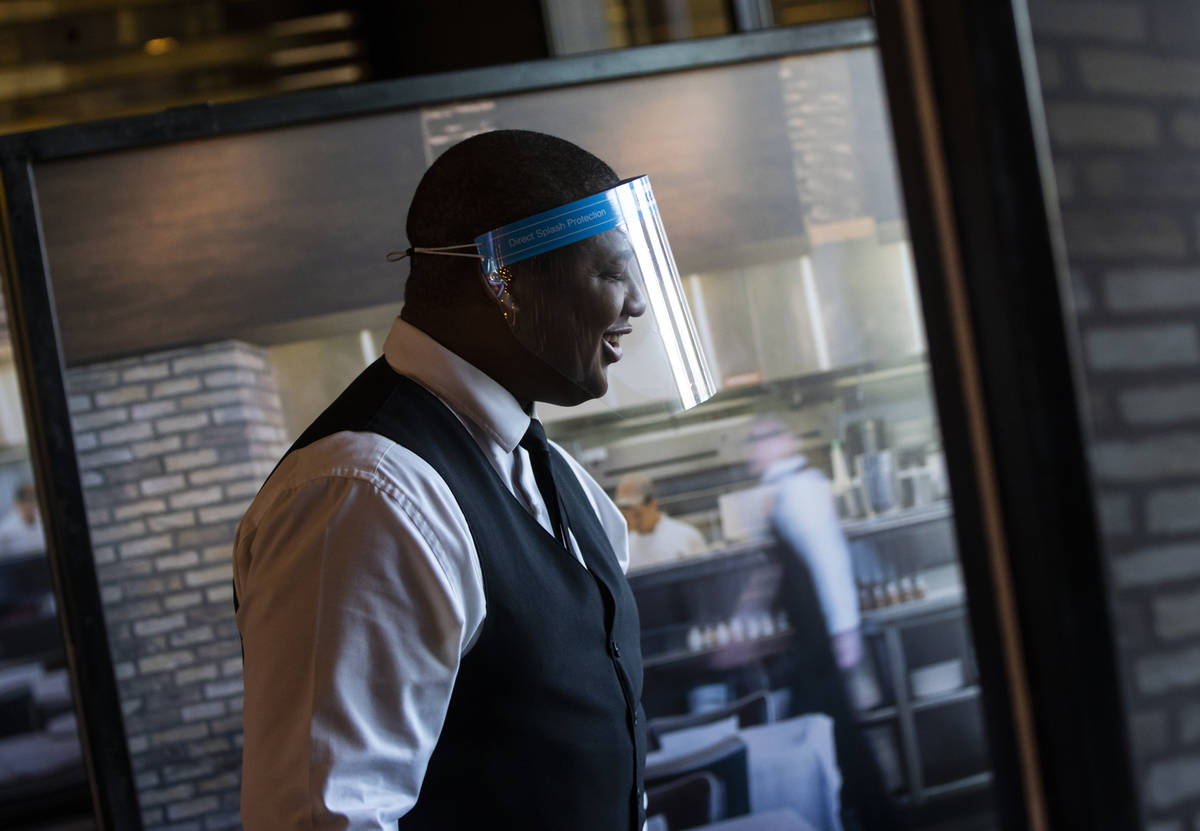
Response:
631,500,954,567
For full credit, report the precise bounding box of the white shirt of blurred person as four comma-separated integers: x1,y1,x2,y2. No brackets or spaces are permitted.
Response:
0,483,44,558
748,422,862,669
616,473,706,570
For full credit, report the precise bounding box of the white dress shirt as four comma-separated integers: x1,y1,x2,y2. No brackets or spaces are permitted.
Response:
628,514,707,570
765,456,861,637
234,318,629,830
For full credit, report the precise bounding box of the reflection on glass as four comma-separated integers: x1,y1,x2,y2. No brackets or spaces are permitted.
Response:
29,42,1001,831
0,302,90,828
584,0,871,52
599,0,733,49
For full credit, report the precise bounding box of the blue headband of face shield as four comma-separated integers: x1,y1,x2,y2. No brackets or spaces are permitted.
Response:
475,178,639,273
391,176,716,411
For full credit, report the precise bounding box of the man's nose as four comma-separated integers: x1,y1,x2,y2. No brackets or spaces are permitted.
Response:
624,276,647,319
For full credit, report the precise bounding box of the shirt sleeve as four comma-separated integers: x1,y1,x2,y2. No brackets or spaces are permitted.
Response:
772,468,861,636
235,463,483,829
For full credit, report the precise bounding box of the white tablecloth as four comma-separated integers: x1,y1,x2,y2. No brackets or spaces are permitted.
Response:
647,713,843,831
740,715,842,831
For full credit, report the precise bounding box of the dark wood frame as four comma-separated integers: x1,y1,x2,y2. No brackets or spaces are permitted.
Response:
872,1,1139,829
0,7,1136,829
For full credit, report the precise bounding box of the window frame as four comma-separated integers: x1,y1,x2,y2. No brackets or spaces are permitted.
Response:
0,10,1134,829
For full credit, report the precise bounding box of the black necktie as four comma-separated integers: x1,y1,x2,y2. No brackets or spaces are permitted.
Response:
520,419,571,549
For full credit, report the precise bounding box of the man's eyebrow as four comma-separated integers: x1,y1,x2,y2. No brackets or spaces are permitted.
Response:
600,247,635,269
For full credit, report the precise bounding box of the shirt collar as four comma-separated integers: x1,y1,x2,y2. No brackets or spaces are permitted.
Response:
382,317,530,454
762,454,807,484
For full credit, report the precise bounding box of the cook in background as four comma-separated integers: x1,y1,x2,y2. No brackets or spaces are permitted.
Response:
616,472,707,570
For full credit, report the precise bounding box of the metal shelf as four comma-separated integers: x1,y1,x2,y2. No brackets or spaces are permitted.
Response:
840,500,952,540
920,771,993,801
858,704,899,724
642,630,793,671
627,539,777,589
861,590,966,628
863,590,992,810
858,685,980,725
911,685,980,713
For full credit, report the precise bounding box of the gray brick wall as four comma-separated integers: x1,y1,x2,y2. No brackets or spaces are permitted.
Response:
67,341,287,831
1030,0,1200,825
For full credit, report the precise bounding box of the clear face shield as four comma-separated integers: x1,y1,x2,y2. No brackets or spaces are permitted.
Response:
476,176,716,411
396,176,716,411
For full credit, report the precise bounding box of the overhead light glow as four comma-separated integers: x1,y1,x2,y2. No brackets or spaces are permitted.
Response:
144,37,179,56
268,11,356,38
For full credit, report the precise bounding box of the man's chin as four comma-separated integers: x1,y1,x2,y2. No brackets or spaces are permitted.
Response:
579,371,609,402
542,373,607,407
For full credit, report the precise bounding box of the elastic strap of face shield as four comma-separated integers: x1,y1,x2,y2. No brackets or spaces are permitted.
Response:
386,243,483,262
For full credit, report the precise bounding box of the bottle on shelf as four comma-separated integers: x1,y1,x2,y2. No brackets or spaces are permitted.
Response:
872,582,888,609
729,615,746,643
858,580,876,611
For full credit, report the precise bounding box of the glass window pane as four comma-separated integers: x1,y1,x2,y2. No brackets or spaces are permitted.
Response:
31,43,1003,831
0,290,91,828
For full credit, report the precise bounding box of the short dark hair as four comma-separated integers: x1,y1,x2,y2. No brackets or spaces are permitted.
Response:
403,130,619,310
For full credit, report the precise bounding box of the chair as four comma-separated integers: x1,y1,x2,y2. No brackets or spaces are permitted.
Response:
0,685,38,739
646,734,750,819
646,772,721,831
645,815,670,831
648,689,772,751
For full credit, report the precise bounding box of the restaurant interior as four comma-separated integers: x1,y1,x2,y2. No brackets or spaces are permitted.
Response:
0,2,1155,830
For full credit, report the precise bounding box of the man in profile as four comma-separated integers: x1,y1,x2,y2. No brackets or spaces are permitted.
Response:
616,472,706,569
234,131,652,829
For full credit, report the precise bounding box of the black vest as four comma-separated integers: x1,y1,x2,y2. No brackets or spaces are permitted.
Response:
283,358,647,830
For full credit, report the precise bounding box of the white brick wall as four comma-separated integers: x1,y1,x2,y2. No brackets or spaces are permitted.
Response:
1031,0,1200,825
67,341,287,831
